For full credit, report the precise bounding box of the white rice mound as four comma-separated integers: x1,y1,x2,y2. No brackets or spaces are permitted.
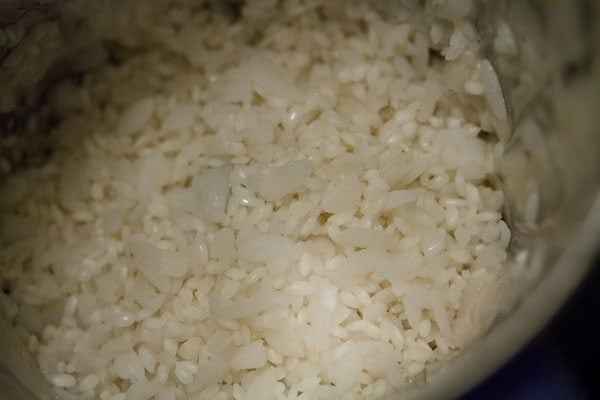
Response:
0,1,513,399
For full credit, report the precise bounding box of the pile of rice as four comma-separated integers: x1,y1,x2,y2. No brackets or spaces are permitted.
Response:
0,1,513,399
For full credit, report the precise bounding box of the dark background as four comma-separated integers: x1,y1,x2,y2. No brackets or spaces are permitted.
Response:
462,253,600,400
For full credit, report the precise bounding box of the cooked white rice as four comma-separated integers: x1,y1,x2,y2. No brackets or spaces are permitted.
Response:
0,0,513,399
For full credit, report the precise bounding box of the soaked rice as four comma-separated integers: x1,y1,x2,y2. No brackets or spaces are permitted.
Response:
0,1,515,399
